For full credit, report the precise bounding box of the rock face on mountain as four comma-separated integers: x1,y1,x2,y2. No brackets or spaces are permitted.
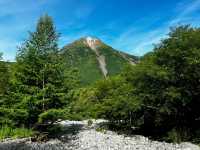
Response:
61,37,138,85
84,37,108,78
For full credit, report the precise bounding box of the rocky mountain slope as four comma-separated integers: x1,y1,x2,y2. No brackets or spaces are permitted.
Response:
61,37,138,85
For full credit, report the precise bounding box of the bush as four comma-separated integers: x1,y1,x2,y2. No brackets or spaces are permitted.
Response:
46,125,63,137
10,109,29,126
38,109,67,124
0,108,28,127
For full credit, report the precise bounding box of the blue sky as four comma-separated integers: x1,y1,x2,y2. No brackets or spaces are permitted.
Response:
0,0,200,61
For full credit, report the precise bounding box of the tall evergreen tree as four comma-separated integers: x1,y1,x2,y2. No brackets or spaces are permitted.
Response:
14,15,65,126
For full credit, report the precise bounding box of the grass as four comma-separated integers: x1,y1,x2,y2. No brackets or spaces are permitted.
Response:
0,126,34,140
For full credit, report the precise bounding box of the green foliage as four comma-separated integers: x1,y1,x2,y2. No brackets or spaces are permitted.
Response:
38,109,67,124
46,125,63,137
70,75,142,125
120,25,200,142
70,25,200,143
64,68,80,91
0,108,28,127
0,15,81,139
69,87,98,119
0,15,74,139
0,53,9,97
97,44,130,76
94,76,142,125
0,126,33,140
11,14,67,128
167,129,181,143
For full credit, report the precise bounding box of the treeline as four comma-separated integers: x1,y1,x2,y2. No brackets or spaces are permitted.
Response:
0,15,200,143
70,25,200,143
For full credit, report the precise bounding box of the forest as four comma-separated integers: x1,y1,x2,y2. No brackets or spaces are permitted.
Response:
0,15,200,144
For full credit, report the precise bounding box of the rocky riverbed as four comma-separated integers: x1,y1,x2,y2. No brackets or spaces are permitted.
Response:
0,120,199,150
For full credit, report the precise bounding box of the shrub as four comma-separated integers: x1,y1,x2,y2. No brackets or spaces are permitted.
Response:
38,109,67,124
0,108,28,127
46,125,63,137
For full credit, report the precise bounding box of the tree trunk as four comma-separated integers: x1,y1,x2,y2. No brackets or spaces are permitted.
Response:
42,64,46,111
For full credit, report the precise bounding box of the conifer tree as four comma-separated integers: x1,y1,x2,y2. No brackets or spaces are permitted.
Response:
15,15,65,126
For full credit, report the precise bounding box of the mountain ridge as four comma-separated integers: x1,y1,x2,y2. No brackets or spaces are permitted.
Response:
61,37,138,85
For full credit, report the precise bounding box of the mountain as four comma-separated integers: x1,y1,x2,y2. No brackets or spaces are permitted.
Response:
61,37,138,85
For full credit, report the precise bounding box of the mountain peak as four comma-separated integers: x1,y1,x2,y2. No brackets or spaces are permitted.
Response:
83,36,101,49
85,36,98,41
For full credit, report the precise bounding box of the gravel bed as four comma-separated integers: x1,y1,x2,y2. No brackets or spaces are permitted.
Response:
0,120,199,150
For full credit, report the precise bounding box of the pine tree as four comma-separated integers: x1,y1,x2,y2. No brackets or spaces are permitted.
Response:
14,15,65,126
